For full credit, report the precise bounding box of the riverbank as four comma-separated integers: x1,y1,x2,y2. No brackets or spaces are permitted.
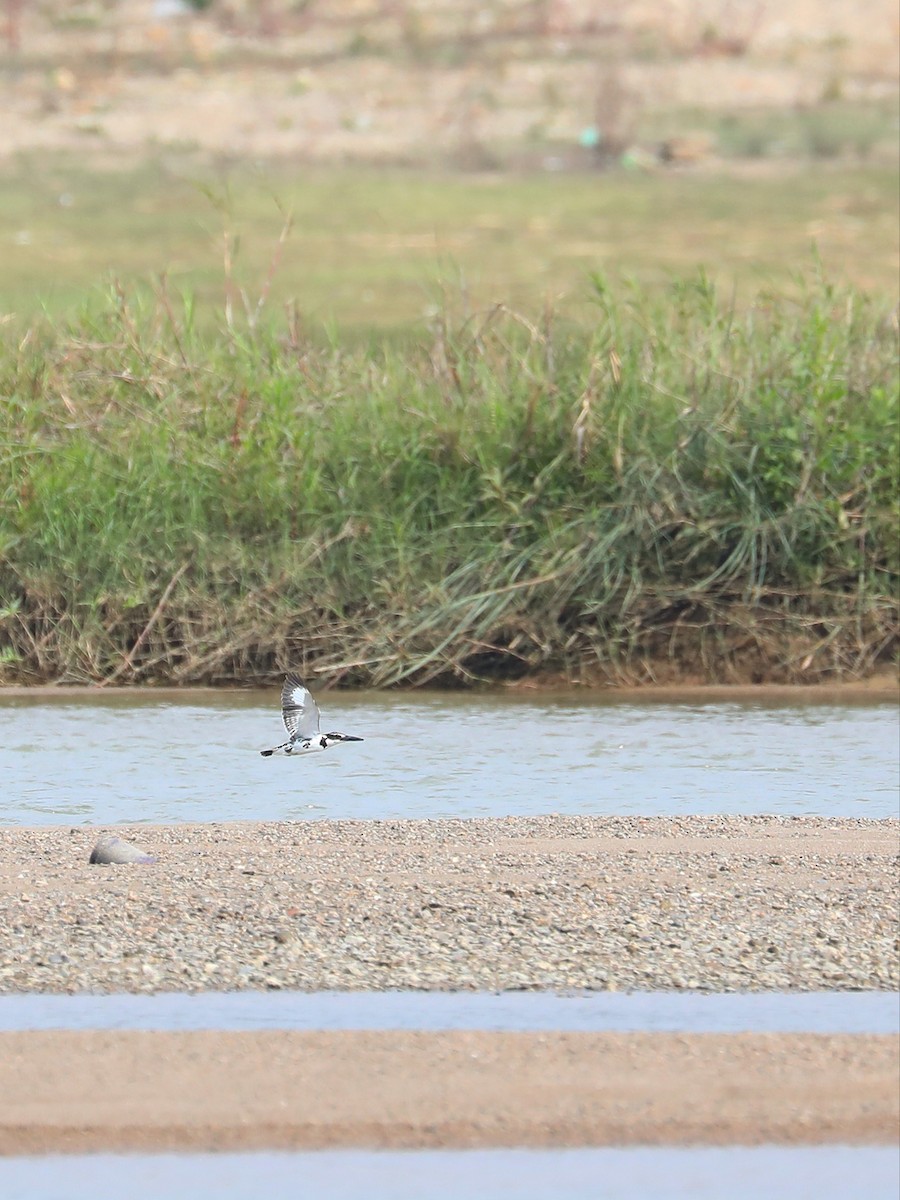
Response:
2,276,897,689
3,675,897,699
1,816,896,994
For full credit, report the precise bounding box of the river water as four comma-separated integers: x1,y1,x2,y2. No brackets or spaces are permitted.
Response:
1,689,897,1194
0,989,895,1034
1,689,896,824
1,1147,897,1200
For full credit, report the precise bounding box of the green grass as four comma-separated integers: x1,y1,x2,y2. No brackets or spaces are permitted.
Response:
1,160,898,335
1,269,896,686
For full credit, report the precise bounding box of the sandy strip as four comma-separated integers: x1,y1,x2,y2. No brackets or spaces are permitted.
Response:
0,816,897,992
1,1030,897,1154
0,816,897,1155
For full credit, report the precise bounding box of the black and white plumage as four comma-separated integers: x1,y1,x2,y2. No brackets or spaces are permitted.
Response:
260,674,364,758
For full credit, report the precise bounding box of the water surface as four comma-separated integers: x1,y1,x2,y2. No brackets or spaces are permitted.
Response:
0,989,895,1035
2,690,896,823
1,1147,897,1200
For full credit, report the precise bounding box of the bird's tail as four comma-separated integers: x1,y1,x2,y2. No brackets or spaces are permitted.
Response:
260,742,288,757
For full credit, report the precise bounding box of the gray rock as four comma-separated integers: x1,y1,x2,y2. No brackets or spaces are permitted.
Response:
88,835,156,866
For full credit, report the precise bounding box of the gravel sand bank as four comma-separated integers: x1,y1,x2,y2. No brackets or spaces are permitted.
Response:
1,1030,896,1153
0,816,896,993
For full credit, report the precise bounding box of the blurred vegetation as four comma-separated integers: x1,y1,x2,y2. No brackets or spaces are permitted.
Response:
1,161,897,335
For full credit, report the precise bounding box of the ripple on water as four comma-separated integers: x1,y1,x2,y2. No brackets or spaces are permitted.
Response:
1,692,897,823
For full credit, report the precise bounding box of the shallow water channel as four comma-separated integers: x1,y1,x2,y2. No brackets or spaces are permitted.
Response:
0,989,896,1034
1,689,897,824
1,1147,897,1200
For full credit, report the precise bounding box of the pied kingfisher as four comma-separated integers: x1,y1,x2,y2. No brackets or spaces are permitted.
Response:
260,674,364,758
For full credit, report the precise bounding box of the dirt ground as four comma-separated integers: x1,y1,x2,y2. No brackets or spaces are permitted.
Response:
2,1,897,166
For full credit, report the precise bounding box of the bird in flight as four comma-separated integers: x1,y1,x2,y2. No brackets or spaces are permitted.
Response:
260,674,364,758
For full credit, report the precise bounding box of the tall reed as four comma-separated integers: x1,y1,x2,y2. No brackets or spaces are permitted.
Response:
1,273,896,685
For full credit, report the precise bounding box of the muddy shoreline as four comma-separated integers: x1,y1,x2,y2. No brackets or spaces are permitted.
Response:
1,674,897,700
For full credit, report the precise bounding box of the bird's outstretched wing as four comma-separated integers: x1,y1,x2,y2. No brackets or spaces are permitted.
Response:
280,674,321,739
